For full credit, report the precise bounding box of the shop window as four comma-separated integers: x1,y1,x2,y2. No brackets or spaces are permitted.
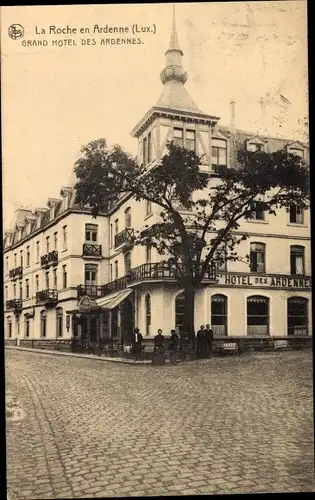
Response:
290,246,305,275
211,295,228,336
250,242,265,273
287,297,308,336
145,294,151,336
247,296,269,336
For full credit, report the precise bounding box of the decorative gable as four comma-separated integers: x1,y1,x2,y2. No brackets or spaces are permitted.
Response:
286,141,305,159
246,135,268,152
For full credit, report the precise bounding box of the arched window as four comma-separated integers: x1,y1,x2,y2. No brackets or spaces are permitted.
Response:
40,310,47,338
175,292,185,335
24,315,30,338
145,294,151,336
250,242,266,273
56,307,63,337
124,252,132,274
125,207,132,228
211,295,228,336
247,296,269,336
7,317,12,338
290,246,305,275
287,297,308,336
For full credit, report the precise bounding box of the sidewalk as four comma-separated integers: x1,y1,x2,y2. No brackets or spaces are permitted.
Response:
5,345,154,365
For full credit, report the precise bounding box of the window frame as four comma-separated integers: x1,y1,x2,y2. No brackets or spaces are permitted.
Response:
289,204,304,225
250,242,266,273
290,245,305,275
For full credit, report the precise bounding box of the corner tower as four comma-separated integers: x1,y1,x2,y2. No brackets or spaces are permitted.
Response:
131,5,220,170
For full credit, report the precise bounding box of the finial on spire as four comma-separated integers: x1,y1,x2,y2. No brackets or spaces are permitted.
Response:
160,4,187,85
166,3,183,55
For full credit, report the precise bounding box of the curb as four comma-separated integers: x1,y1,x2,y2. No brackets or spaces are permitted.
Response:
5,346,153,365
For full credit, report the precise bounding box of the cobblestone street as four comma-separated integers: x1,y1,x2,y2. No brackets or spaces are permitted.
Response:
5,349,314,498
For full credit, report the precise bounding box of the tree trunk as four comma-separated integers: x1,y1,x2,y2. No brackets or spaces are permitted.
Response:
182,283,196,345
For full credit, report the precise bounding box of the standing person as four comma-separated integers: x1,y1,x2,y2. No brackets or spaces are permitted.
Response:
154,329,165,354
196,325,206,358
205,324,214,357
168,329,179,363
132,327,143,361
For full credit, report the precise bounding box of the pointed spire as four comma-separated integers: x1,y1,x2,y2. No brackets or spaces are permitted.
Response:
156,4,201,113
166,4,183,55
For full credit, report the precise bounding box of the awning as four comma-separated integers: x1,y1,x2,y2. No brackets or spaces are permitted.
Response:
95,289,133,310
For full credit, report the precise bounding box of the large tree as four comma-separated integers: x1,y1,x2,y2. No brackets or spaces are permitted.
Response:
74,138,310,341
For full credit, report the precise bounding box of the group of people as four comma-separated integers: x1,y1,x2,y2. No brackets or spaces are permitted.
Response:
196,324,214,358
125,324,213,362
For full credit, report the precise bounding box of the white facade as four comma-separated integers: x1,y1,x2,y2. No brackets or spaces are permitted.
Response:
3,12,311,345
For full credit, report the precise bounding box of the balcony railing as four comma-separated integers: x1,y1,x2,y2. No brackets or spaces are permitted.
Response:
36,289,58,305
114,228,134,249
77,285,105,299
6,299,22,312
41,250,58,268
82,243,102,257
9,266,23,279
101,262,217,296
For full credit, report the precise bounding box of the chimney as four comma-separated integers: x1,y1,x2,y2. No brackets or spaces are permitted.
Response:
230,100,236,168
230,100,236,133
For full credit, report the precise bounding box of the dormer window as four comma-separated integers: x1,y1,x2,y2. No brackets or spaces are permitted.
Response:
288,148,304,159
212,139,227,167
246,137,265,152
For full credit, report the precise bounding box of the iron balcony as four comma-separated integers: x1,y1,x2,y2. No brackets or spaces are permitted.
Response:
6,299,22,312
36,289,58,306
101,262,217,296
77,285,105,299
114,228,134,249
9,266,23,280
40,250,58,268
82,243,102,258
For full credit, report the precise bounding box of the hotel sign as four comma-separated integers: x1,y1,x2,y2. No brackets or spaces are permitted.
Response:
215,273,312,289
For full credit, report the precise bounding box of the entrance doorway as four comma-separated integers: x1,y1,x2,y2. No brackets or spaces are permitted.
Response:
120,298,134,344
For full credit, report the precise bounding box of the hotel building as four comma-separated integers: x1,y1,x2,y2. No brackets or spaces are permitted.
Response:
4,12,311,349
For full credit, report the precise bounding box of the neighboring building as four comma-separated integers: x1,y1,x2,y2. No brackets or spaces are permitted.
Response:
3,11,311,347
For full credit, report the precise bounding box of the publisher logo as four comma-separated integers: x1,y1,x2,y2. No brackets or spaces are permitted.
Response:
8,24,24,40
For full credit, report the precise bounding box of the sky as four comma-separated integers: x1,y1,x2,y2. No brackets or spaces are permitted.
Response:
1,1,308,230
